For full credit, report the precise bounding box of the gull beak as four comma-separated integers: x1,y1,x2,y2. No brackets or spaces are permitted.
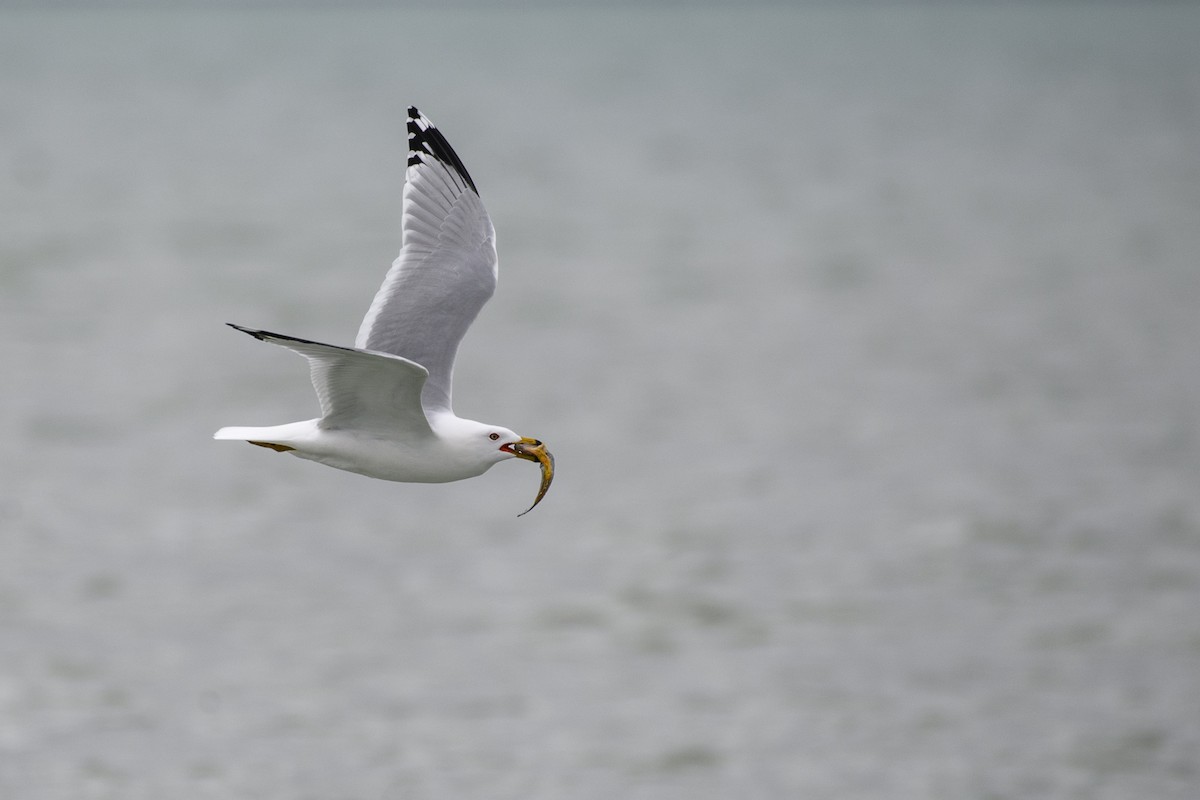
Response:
501,437,555,517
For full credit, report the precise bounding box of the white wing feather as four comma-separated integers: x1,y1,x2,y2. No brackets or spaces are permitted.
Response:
227,325,433,437
355,107,497,414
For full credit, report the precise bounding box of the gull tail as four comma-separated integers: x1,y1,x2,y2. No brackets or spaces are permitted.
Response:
214,422,311,452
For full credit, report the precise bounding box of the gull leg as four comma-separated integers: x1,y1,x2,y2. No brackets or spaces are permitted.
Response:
248,441,296,452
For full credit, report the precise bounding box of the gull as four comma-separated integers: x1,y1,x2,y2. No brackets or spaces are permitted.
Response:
215,106,554,516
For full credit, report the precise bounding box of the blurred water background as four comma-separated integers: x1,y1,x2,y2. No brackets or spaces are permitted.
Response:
2,3,1199,798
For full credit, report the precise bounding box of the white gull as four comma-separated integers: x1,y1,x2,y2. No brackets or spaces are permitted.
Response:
215,106,554,516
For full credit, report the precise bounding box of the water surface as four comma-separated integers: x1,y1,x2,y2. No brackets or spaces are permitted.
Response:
2,5,1199,799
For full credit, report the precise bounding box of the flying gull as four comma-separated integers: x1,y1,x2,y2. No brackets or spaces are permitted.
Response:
215,106,554,516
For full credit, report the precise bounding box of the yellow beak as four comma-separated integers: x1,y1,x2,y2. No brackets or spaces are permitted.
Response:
504,436,555,517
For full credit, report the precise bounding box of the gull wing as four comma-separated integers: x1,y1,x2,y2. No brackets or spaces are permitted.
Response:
228,324,434,437
355,106,498,415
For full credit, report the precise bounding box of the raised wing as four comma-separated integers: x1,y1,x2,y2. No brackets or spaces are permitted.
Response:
355,107,498,414
228,324,434,437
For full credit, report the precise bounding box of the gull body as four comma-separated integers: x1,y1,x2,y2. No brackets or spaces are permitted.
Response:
215,107,554,514
215,411,515,484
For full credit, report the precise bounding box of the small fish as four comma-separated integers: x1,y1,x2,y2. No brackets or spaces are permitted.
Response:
508,439,555,516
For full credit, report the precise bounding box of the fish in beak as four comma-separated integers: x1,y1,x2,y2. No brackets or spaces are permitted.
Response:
501,437,555,516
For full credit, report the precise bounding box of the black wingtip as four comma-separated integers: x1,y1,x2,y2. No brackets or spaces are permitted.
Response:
225,323,362,355
404,106,479,195
226,322,266,340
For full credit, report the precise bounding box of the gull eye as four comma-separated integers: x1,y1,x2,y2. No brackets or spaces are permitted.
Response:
489,432,500,441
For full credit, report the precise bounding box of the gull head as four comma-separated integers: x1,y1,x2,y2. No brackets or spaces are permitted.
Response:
442,418,554,516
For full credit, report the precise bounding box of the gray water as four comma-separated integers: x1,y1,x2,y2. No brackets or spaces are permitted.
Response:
3,4,1199,799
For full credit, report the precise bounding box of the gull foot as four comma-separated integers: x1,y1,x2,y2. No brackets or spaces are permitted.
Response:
248,441,295,452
